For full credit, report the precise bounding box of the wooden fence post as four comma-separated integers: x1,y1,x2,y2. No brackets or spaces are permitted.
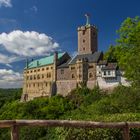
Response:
11,125,19,140
122,122,130,140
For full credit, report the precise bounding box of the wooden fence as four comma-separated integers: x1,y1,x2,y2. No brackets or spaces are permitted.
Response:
0,120,140,140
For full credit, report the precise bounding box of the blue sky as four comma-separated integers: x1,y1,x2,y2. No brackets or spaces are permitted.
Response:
0,0,139,88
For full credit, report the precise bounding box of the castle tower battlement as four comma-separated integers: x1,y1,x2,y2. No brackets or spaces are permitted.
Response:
77,14,98,55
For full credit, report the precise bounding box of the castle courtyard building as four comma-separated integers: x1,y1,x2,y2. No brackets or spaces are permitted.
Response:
22,16,129,101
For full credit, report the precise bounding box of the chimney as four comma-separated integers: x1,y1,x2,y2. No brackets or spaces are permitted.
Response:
54,51,58,64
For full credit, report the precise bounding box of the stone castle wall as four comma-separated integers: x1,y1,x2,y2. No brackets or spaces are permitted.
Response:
56,80,77,96
87,80,97,89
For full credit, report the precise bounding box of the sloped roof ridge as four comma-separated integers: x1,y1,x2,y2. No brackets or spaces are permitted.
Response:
26,52,66,69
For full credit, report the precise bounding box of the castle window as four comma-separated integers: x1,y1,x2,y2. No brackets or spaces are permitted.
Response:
83,47,85,50
89,73,93,78
108,71,111,75
72,74,75,79
42,75,44,78
42,68,44,71
47,73,51,78
82,30,86,35
61,69,64,74
27,71,29,74
104,71,106,76
79,74,82,78
78,66,81,69
30,70,32,73
89,65,93,69
38,69,40,72
46,82,47,87
30,76,32,80
51,67,53,69
33,83,35,87
46,67,49,70
37,75,40,79
34,70,36,72
34,75,36,80
83,39,85,43
71,67,75,70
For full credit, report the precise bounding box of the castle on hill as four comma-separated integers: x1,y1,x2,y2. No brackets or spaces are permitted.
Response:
21,15,129,101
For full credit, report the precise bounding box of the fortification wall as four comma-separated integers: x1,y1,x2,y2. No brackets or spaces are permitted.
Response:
87,80,97,89
56,80,77,96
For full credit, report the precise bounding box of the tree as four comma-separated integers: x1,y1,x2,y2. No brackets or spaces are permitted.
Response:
104,16,140,86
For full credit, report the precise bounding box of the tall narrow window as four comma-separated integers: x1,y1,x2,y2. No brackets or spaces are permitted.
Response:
42,75,44,78
83,39,85,43
46,82,48,87
37,75,40,79
61,69,64,74
89,73,93,78
30,76,32,80
72,74,75,79
82,30,86,35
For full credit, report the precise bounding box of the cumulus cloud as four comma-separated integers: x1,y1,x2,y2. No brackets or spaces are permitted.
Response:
0,30,60,88
0,0,12,7
0,53,18,64
0,69,23,88
0,30,59,63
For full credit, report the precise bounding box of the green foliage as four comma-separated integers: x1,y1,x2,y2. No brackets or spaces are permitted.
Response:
0,86,140,139
104,16,140,86
104,45,118,62
54,128,122,140
0,88,22,108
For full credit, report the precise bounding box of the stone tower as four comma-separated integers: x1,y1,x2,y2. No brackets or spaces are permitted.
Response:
77,14,98,55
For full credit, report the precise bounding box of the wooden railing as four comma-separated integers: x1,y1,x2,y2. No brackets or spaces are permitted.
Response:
0,120,140,140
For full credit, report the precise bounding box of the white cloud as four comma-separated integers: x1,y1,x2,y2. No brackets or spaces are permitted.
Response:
0,0,12,7
0,30,59,63
0,69,23,88
0,53,18,64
